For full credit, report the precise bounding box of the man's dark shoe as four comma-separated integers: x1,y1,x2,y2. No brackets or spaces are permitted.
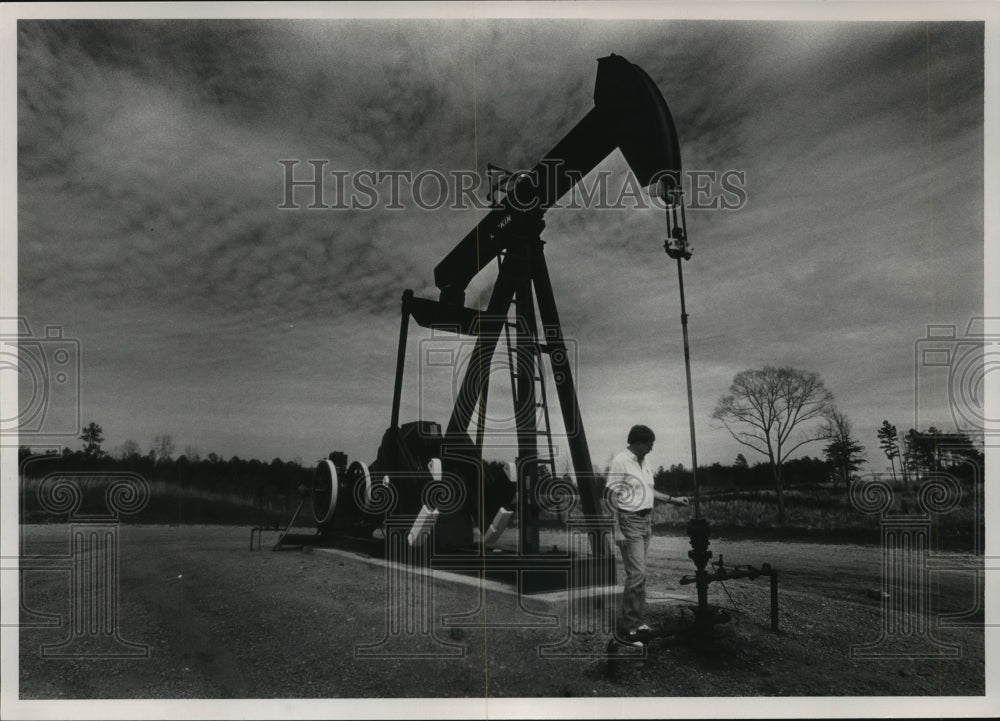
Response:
615,628,644,648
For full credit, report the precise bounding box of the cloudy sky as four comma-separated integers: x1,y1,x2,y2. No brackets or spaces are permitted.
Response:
11,12,986,472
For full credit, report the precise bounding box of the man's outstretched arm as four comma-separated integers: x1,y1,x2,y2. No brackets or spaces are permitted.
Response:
653,490,690,507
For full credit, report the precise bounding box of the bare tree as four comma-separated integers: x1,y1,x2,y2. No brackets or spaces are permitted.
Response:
151,434,176,464
711,366,834,522
118,439,141,459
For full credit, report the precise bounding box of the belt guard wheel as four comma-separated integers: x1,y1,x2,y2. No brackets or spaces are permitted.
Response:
311,459,339,525
346,460,374,511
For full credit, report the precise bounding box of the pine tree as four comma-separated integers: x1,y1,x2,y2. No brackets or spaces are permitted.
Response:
821,409,867,491
79,422,105,458
876,420,901,484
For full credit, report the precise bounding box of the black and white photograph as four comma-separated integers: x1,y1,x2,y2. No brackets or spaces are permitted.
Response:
1,2,996,719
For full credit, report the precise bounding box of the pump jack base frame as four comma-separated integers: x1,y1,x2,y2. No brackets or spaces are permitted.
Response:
271,531,616,596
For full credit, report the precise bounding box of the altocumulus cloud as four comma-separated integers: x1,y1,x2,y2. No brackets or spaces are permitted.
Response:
16,19,984,467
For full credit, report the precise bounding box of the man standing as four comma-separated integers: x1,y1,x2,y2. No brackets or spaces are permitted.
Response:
606,424,688,646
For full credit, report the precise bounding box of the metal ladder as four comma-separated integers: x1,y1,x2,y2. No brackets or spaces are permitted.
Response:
496,252,559,485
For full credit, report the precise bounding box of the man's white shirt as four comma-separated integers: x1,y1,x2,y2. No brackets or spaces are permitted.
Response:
606,448,655,513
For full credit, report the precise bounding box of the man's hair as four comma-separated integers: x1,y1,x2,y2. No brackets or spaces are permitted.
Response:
627,424,656,445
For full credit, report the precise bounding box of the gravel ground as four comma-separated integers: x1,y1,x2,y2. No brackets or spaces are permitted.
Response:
15,523,985,700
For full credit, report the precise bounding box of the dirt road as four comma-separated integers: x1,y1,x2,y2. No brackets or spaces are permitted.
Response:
15,524,985,700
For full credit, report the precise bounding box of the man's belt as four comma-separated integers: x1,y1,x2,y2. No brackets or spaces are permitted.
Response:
622,508,652,517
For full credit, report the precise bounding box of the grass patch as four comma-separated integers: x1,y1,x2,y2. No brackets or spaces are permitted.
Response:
19,477,294,527
649,482,982,550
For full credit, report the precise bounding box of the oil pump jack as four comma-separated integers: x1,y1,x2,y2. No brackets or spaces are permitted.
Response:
272,54,688,592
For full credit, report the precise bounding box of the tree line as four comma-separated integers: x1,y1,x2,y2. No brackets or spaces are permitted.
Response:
19,423,312,502
652,455,831,497
21,374,986,528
